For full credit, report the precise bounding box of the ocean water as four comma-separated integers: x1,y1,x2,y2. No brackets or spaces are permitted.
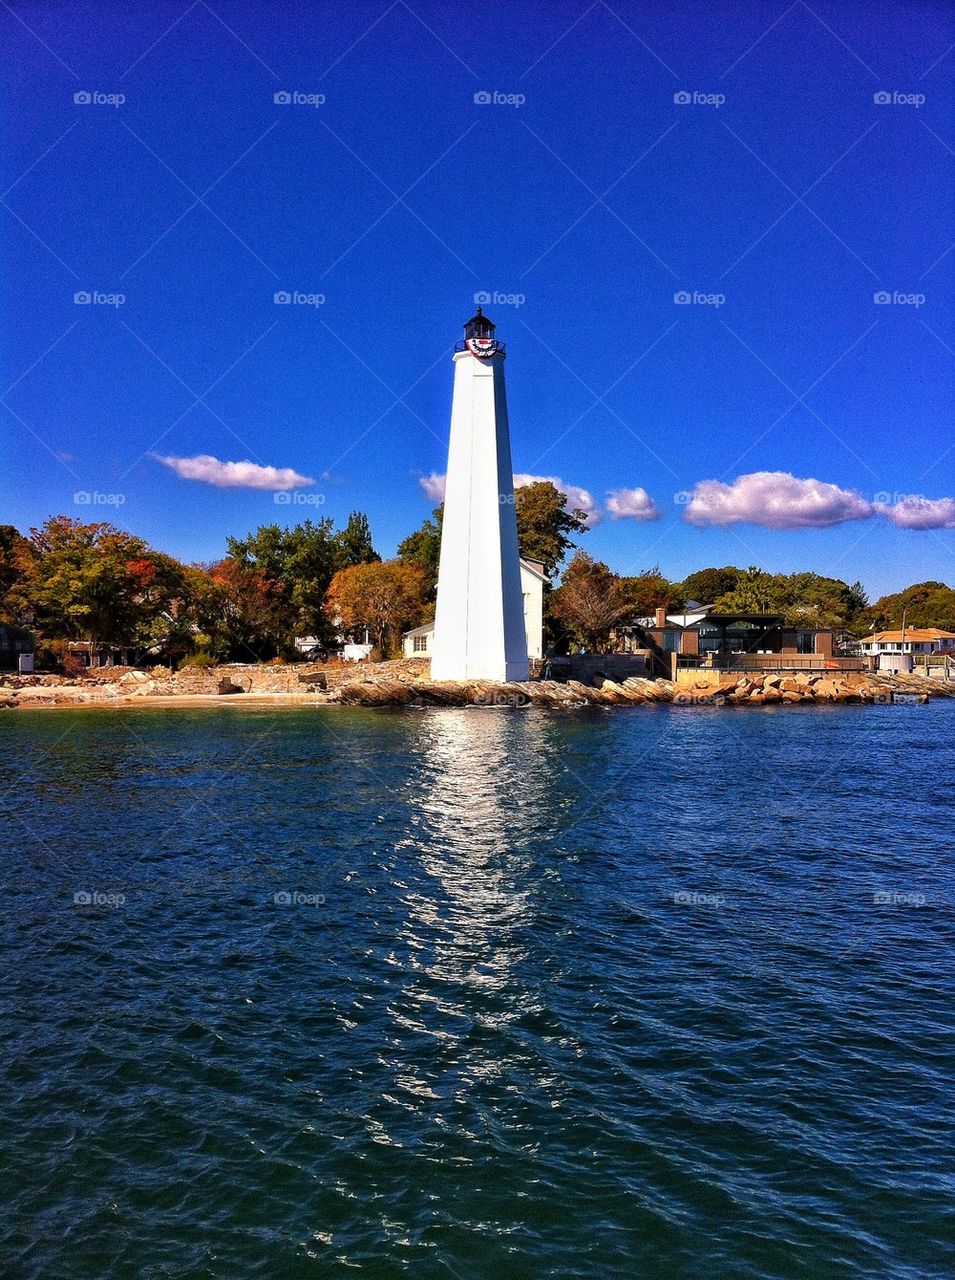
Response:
1,702,952,1280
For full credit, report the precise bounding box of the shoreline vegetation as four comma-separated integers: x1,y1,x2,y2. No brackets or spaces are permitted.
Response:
1,659,950,712
4,513,955,684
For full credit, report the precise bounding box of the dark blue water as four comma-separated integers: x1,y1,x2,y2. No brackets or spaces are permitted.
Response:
1,703,953,1279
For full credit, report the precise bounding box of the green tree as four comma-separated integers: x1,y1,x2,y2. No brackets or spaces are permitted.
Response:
679,566,741,605
863,581,955,633
397,505,443,601
515,481,589,578
227,518,345,644
714,566,787,615
781,572,863,630
333,511,380,569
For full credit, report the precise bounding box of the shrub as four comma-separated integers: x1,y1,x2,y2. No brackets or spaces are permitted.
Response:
179,652,217,669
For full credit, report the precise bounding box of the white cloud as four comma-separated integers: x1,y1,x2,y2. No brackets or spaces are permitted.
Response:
152,453,314,491
876,495,955,530
513,473,602,526
419,471,446,502
684,471,873,530
606,486,661,521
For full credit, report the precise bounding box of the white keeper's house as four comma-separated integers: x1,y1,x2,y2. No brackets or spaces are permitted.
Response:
403,556,547,663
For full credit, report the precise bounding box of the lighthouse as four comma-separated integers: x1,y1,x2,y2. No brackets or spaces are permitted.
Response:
430,308,529,683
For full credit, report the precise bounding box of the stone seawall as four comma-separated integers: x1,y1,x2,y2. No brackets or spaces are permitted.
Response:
1,659,951,710
329,668,950,708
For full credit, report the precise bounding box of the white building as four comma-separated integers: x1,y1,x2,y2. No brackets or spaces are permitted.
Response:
857,627,955,672
404,557,547,662
428,308,529,682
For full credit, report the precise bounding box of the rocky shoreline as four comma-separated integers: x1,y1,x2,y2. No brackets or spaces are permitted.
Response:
1,659,951,711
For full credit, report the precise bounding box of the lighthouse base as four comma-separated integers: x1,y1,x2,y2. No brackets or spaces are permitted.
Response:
430,655,529,684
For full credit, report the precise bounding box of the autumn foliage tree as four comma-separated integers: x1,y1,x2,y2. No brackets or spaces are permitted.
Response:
325,560,427,657
551,552,632,651
9,517,184,656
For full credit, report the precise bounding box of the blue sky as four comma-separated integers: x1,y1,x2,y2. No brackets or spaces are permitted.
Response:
2,0,953,597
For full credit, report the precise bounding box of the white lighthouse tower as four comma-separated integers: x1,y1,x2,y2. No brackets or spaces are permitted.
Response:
430,308,529,683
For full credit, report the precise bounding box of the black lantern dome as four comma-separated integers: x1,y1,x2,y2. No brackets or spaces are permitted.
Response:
463,306,495,340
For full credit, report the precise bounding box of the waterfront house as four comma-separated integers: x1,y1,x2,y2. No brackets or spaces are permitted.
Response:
857,627,955,673
619,605,860,677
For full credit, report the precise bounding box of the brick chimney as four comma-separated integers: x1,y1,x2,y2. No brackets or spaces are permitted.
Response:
655,606,667,628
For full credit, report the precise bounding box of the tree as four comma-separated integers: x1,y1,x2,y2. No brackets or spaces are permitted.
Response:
0,522,30,616
325,560,427,657
863,581,955,633
397,505,443,601
333,511,380,569
194,559,288,660
550,552,631,651
11,517,183,655
619,565,682,618
227,518,346,644
714,566,787,615
679,566,741,605
515,481,589,578
781,572,866,630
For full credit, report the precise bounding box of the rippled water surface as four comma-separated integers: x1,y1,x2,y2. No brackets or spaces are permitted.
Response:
2,702,953,1279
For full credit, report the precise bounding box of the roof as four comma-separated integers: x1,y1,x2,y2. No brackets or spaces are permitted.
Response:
519,557,548,583
403,622,434,637
864,627,955,644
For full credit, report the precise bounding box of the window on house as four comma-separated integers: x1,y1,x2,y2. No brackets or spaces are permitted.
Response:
413,634,428,653
796,631,815,654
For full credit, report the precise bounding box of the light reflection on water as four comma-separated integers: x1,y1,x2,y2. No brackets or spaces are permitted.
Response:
1,703,953,1280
